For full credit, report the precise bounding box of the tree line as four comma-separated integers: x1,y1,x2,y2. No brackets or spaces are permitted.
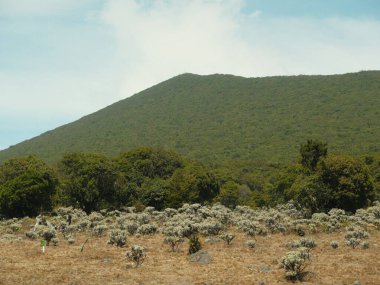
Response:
0,141,379,218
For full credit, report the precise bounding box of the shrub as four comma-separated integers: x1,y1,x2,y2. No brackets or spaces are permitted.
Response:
137,224,157,235
42,228,56,246
25,231,38,240
220,232,235,245
164,236,184,252
295,225,306,236
108,230,127,247
124,222,139,235
126,245,146,267
345,228,369,240
287,237,316,249
9,223,21,233
330,241,339,249
92,225,107,237
361,241,369,249
345,238,361,248
188,234,202,254
280,250,309,280
299,237,316,249
246,240,256,249
52,238,59,246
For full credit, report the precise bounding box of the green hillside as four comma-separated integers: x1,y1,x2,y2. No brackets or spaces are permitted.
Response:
1,71,379,163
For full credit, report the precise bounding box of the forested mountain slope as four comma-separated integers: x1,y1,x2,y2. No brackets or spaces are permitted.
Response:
1,71,379,163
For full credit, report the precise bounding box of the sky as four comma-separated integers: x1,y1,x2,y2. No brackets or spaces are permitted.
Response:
1,0,380,150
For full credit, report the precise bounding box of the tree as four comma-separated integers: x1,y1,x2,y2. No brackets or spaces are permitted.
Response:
318,155,374,212
215,181,241,208
300,139,328,171
58,153,117,212
0,155,57,217
286,155,374,213
115,147,183,186
167,162,220,208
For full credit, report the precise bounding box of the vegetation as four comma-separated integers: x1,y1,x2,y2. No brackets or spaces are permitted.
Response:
1,200,380,283
0,155,57,217
0,71,379,164
0,141,379,218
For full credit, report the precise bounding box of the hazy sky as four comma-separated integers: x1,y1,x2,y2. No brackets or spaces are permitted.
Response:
1,0,380,150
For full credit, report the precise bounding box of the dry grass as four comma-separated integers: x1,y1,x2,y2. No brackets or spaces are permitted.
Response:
1,223,379,285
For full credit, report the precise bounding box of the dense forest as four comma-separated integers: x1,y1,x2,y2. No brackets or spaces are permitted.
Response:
0,141,379,218
0,71,379,163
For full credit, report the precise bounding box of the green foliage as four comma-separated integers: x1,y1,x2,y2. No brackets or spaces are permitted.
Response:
188,234,202,254
167,162,220,208
318,155,374,212
0,155,57,217
300,139,328,171
286,155,374,212
215,181,241,208
115,147,183,185
1,71,379,164
58,153,117,213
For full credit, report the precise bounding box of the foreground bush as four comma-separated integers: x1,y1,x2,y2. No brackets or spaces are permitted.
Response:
280,249,309,280
126,245,146,267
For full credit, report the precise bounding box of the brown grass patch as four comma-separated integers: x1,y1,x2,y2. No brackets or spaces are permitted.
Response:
1,228,379,285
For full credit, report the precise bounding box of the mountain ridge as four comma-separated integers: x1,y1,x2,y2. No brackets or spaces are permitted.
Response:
1,70,380,163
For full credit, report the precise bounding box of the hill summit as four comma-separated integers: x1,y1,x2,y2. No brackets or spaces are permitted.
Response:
1,71,379,163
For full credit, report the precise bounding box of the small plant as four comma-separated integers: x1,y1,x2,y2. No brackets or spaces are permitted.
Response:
51,238,59,246
126,245,146,267
280,250,308,280
345,238,361,249
220,232,235,245
137,224,157,235
330,241,339,249
108,230,127,247
299,237,316,249
67,238,75,245
188,234,202,254
42,228,56,246
287,237,316,249
361,241,369,249
295,225,306,237
125,222,139,235
246,240,256,249
25,231,38,240
345,228,369,240
9,223,21,233
164,236,184,252
92,225,107,237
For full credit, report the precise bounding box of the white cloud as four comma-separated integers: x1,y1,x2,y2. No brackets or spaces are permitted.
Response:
101,0,380,98
0,0,92,17
0,70,123,117
1,0,380,148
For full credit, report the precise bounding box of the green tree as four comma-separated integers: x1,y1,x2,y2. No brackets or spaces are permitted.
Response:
300,139,328,171
115,147,183,186
215,181,241,208
318,155,374,212
167,162,220,208
58,153,117,212
0,155,57,217
139,178,169,210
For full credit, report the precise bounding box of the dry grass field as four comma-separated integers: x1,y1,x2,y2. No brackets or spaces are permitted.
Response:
1,220,379,285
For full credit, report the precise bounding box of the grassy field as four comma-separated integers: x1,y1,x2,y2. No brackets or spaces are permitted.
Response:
1,219,379,285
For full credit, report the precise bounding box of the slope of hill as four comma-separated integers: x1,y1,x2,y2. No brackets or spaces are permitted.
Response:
1,71,379,163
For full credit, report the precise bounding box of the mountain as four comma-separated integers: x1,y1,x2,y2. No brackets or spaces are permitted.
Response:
1,71,380,163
